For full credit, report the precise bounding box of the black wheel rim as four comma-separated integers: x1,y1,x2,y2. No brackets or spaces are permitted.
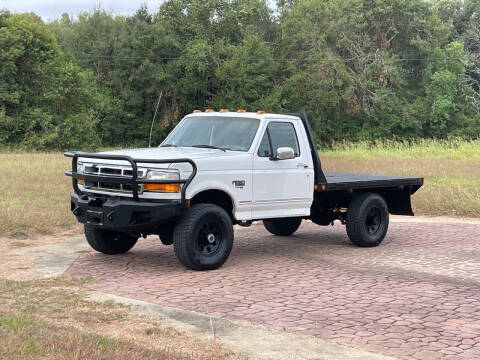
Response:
365,207,381,235
197,220,223,257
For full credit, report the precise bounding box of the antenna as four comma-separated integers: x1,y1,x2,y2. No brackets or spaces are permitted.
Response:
148,91,163,148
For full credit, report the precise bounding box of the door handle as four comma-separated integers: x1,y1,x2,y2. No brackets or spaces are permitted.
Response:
297,163,308,168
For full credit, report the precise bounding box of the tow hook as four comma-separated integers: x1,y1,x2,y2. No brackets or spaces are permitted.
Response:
72,207,82,216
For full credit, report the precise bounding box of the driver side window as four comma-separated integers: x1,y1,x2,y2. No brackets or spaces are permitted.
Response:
257,122,300,158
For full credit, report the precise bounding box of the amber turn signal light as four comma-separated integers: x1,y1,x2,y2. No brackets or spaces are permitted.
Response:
144,183,180,192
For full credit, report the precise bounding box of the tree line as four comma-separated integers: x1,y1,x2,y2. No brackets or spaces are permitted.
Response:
1,0,480,150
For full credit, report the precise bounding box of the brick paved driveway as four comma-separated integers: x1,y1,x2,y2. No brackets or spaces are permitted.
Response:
68,221,480,360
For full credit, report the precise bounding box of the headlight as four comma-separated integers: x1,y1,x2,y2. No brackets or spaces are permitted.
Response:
76,163,85,184
145,170,180,181
144,170,180,192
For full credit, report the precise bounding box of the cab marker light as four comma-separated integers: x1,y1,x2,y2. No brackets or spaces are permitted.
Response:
220,108,229,112
193,109,202,113
237,109,246,113
205,108,214,112
257,110,266,114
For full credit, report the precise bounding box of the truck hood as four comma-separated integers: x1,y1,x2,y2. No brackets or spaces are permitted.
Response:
98,146,241,161
77,146,249,174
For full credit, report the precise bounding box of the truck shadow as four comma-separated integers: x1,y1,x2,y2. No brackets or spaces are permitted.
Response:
76,224,377,275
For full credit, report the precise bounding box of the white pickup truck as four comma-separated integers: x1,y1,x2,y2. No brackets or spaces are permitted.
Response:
66,110,423,270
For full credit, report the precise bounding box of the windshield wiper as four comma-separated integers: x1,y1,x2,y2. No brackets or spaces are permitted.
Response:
191,145,228,152
160,144,177,147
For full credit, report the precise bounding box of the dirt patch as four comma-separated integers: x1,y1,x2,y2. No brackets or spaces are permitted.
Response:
0,229,81,281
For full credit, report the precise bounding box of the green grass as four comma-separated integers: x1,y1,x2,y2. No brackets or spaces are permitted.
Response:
321,138,480,160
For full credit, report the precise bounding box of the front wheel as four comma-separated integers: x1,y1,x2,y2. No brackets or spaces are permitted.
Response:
346,193,389,247
263,217,302,236
84,225,138,254
173,204,233,271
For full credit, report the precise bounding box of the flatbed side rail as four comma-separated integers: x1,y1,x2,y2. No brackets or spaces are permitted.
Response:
314,177,424,194
64,151,197,203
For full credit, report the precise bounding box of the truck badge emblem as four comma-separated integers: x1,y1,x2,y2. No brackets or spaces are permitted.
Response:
232,180,245,189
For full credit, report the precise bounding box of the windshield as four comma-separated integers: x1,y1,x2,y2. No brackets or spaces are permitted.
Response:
161,116,260,151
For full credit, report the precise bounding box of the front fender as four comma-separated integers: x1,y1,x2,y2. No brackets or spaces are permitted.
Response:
185,171,253,221
187,181,237,208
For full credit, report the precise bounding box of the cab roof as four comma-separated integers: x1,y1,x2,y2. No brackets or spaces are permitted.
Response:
185,111,300,122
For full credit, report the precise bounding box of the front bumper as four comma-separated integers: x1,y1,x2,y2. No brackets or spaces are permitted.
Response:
70,193,184,232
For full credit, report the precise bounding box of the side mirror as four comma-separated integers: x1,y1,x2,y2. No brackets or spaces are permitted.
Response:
275,147,295,160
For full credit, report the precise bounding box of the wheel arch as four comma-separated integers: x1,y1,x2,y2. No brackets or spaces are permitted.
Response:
189,188,235,219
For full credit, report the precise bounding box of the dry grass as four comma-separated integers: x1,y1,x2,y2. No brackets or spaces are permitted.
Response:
0,278,246,360
0,312,175,360
0,153,79,238
0,143,479,239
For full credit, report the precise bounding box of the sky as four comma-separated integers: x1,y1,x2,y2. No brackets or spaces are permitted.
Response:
0,0,166,20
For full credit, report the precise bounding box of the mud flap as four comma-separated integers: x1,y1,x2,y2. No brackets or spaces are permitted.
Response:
384,188,414,216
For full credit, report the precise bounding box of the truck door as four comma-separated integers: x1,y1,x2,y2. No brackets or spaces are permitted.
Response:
252,120,314,219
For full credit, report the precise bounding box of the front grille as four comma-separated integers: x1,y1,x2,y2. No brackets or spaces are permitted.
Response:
82,163,144,194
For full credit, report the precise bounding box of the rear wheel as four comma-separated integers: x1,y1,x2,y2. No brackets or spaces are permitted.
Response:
173,204,233,271
263,217,302,236
346,193,389,247
84,225,138,254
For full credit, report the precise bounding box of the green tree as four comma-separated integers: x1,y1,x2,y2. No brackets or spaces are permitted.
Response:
214,33,275,109
0,11,99,149
3,0,478,149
